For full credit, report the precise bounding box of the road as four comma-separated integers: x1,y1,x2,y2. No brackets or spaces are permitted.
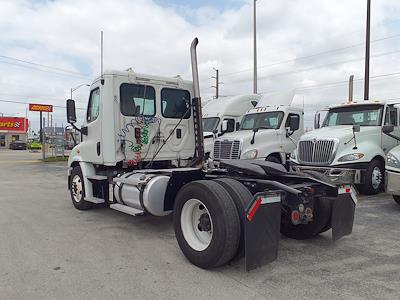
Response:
0,149,399,299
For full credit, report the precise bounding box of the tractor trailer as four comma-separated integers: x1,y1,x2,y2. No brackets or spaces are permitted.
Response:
66,38,356,270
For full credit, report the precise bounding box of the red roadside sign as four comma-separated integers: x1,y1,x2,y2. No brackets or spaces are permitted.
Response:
29,103,53,112
0,117,29,132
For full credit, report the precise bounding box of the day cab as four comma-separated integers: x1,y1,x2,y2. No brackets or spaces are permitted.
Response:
202,94,260,158
291,100,400,195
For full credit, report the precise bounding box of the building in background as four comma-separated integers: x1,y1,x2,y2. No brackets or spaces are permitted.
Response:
0,117,29,148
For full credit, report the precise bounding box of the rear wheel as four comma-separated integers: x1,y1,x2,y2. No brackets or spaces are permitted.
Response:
174,180,240,269
280,197,332,240
393,195,400,205
213,178,253,257
360,159,384,195
69,166,93,210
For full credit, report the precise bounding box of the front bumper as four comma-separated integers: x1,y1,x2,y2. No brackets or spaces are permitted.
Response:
386,170,400,196
292,164,365,185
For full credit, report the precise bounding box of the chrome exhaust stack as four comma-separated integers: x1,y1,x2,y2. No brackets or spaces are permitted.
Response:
190,38,205,164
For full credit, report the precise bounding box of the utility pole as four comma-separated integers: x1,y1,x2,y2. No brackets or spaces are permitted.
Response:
253,0,258,94
364,0,371,100
211,68,222,99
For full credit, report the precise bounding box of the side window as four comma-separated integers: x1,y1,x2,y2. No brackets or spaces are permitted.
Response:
161,88,191,119
285,113,300,127
223,119,235,132
385,106,398,126
87,88,100,123
120,83,155,116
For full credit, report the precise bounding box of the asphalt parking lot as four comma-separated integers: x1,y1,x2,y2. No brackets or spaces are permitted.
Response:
0,149,399,299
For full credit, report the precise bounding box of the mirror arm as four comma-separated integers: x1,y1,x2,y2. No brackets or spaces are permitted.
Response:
385,132,400,142
70,123,81,133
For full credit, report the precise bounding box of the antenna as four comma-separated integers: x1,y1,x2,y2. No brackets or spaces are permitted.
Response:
101,31,104,85
349,75,354,102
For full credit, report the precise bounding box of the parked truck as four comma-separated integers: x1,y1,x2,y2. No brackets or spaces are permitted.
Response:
65,38,356,270
382,125,400,205
202,94,260,158
291,100,400,195
212,102,304,166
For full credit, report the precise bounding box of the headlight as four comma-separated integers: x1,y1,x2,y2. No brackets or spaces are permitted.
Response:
290,151,296,160
338,153,365,162
242,149,258,159
387,152,400,168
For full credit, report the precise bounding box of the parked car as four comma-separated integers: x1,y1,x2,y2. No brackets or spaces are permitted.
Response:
9,141,27,150
27,140,42,150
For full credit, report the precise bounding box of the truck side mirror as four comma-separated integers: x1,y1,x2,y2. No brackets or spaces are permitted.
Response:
66,99,77,124
221,120,228,132
383,124,395,134
314,112,321,129
288,115,300,131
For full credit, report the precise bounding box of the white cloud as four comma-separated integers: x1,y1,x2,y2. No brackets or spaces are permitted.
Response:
1,0,400,129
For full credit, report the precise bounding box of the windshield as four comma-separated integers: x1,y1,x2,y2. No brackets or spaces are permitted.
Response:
202,117,220,132
240,111,284,130
323,105,384,127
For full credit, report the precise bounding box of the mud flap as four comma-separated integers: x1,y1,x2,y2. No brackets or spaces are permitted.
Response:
244,192,282,271
331,187,357,241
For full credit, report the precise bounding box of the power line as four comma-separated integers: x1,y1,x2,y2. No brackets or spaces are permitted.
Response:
225,48,400,86
0,99,86,110
222,33,400,77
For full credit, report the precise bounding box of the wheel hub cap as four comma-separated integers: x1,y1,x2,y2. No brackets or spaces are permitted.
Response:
71,175,83,202
371,167,382,190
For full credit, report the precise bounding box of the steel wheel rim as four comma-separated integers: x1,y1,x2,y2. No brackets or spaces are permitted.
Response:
371,166,382,190
181,199,213,251
72,175,83,202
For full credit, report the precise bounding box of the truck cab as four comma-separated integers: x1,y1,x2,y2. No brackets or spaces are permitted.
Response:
212,104,304,165
291,100,400,194
202,94,260,158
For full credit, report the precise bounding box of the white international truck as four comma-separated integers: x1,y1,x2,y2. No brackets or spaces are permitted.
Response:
382,125,400,205
202,94,260,158
65,38,356,270
291,100,400,195
212,100,303,167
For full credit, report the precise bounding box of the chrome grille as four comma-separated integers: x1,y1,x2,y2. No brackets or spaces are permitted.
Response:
298,139,335,164
213,140,240,159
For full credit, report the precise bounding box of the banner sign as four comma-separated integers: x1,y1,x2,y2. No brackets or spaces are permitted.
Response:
0,117,29,132
29,103,53,112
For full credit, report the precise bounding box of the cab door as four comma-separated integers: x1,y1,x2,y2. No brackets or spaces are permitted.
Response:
382,104,400,153
80,85,103,163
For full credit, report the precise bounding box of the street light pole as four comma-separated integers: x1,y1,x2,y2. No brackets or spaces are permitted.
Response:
70,83,90,100
364,0,371,101
253,0,258,94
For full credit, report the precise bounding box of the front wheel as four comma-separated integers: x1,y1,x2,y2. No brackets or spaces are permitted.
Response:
69,166,93,210
360,159,384,195
174,180,240,269
393,195,400,205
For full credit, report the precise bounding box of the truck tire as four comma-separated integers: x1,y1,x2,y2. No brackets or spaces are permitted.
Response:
266,155,281,164
173,180,240,269
360,159,384,195
69,166,93,210
213,178,253,257
393,195,400,205
280,197,332,240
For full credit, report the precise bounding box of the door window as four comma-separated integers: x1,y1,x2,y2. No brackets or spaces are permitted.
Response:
87,88,100,123
384,106,398,126
223,119,235,132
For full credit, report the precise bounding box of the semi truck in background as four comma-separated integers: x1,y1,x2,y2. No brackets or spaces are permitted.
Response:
202,94,260,158
291,100,400,195
212,96,304,166
64,38,356,270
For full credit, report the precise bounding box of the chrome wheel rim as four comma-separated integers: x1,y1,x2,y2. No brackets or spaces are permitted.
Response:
71,175,83,202
371,167,382,190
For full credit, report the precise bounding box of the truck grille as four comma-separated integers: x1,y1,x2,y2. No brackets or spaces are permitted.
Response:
298,139,336,164
213,140,240,160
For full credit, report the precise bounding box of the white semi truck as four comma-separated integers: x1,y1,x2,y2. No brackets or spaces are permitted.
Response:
65,38,356,270
212,103,303,167
382,125,400,205
202,94,260,158
291,100,400,195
